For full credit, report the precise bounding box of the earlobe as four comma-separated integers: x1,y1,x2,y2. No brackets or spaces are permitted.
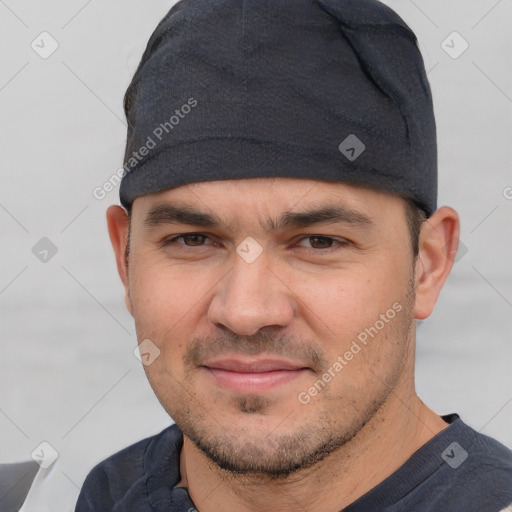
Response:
413,207,460,320
106,205,133,315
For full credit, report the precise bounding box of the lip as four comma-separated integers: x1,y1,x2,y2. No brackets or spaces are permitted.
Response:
205,358,306,373
202,357,310,393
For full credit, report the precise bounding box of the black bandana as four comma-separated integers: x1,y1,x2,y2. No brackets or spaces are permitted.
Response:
120,0,437,216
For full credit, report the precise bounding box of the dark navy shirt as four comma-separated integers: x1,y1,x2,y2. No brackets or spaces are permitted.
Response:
75,414,512,511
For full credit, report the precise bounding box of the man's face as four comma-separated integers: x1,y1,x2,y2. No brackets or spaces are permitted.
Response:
124,178,417,476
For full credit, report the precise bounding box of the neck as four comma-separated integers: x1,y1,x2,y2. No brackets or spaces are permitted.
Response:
177,389,448,512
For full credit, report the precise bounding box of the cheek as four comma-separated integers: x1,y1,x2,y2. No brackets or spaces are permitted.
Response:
296,257,410,345
128,258,202,356
298,277,412,409
129,264,201,400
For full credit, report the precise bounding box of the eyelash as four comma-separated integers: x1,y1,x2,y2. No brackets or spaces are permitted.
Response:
161,233,348,251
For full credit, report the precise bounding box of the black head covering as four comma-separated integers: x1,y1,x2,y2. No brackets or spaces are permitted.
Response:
120,0,437,216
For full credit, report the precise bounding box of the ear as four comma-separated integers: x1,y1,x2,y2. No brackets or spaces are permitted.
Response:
413,206,460,320
106,205,133,315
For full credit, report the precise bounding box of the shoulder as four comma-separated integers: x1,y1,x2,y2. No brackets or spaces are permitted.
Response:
457,422,512,476
468,428,512,482
438,421,512,510
75,424,182,512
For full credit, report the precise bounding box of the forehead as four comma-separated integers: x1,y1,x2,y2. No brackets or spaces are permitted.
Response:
132,177,405,225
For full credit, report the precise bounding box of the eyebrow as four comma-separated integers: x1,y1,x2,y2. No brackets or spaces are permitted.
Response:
145,205,230,230
267,204,373,231
144,203,373,231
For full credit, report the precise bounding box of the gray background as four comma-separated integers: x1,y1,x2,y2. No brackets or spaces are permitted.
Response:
1,0,511,507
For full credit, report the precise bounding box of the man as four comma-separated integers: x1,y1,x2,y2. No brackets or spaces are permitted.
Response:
75,0,512,510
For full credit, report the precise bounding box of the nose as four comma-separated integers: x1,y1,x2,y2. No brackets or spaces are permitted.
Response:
207,249,295,336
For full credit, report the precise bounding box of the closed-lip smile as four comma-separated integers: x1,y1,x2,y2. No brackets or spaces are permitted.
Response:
202,357,311,392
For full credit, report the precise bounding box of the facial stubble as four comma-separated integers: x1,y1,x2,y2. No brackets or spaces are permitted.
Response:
144,283,416,479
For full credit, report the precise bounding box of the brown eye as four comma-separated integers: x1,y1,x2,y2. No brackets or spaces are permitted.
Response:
180,234,207,246
297,236,338,249
162,233,213,248
308,236,334,249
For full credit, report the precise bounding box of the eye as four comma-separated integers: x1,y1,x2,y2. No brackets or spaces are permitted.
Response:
163,233,214,247
296,236,347,250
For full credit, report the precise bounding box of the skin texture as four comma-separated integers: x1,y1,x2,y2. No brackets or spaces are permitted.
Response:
107,177,459,512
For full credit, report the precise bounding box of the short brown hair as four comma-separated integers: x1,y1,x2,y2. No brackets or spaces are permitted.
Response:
405,199,427,258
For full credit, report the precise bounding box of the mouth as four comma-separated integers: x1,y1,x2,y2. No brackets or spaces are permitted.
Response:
202,357,311,393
